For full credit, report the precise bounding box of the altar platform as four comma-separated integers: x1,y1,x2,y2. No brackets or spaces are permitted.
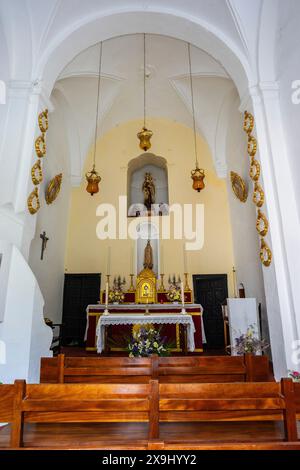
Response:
85,303,205,353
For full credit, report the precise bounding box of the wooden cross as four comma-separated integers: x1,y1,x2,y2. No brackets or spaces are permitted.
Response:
40,231,49,260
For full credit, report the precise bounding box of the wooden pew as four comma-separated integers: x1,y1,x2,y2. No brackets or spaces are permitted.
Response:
40,354,270,384
157,355,270,382
158,379,299,443
0,379,299,449
40,355,153,384
0,379,159,448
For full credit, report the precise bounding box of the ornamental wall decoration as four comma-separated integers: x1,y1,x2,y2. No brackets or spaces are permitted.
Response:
230,171,248,203
45,173,63,205
31,160,43,185
27,108,49,215
243,110,272,267
27,187,40,215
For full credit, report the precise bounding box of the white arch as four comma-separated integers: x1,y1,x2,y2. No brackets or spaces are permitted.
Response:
36,9,252,99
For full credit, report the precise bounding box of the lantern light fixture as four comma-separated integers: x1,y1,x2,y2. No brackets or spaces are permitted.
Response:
86,42,103,195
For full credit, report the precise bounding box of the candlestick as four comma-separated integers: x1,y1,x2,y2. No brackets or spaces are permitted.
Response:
107,246,111,276
159,274,165,292
232,266,238,298
184,273,191,291
130,244,134,274
181,280,186,315
129,274,135,292
104,281,109,315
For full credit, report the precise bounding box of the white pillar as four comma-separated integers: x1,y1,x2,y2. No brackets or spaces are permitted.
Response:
242,83,300,378
0,80,53,258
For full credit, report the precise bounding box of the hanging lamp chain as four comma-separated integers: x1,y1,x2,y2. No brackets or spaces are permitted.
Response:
143,33,146,129
188,43,199,169
93,41,103,168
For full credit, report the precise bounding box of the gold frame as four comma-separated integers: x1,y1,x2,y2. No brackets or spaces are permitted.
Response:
260,238,272,267
256,210,269,237
35,135,46,158
253,182,265,207
243,111,254,134
31,160,43,186
247,135,257,157
250,158,261,181
230,171,248,203
135,268,157,304
27,187,40,215
38,109,48,133
45,173,62,205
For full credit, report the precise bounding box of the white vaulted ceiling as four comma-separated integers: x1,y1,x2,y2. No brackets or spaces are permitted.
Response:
55,34,237,183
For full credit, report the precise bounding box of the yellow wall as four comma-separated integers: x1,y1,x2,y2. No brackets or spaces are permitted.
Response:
65,118,235,295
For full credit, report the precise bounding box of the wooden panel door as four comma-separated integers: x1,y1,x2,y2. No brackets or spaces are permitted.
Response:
62,273,101,346
193,274,228,349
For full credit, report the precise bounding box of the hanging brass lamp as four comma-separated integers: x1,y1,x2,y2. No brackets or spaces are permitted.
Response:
188,43,205,192
86,42,103,195
86,165,101,196
137,34,153,151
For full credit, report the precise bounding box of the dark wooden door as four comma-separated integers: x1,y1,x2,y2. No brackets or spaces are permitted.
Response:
62,273,101,346
193,274,228,349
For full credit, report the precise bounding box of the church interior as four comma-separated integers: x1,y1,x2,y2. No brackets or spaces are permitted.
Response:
0,0,300,452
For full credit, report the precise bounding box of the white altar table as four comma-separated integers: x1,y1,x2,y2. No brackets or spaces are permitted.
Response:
96,313,196,354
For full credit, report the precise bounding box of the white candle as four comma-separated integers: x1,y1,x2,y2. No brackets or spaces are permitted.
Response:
160,243,164,273
181,281,185,307
105,282,109,307
183,244,187,273
107,247,111,275
130,244,134,273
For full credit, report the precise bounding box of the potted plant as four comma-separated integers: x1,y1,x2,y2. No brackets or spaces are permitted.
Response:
226,324,269,355
127,327,172,357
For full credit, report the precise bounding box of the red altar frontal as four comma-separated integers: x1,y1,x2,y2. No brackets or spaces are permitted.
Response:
85,303,204,353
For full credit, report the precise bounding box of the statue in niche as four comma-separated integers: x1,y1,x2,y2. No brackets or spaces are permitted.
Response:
143,240,154,270
142,172,155,211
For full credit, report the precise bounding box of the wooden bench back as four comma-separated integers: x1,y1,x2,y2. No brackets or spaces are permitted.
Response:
41,355,153,383
159,379,298,441
0,380,159,447
40,354,270,383
0,378,298,448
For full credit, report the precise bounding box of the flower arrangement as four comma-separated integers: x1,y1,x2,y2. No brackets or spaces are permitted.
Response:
127,327,171,357
226,324,269,355
167,276,182,302
108,275,125,303
288,370,300,382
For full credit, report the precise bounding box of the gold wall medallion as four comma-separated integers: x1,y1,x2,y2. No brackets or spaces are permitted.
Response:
247,135,257,157
45,173,63,205
253,182,265,207
31,160,43,185
38,109,48,133
256,210,269,237
35,135,46,158
260,238,272,267
230,171,248,203
249,158,261,181
243,111,254,134
27,187,40,215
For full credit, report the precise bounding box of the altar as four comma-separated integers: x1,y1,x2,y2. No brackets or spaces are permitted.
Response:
85,303,206,353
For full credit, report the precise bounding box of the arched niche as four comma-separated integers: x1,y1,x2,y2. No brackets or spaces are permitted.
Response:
136,221,159,277
127,153,169,217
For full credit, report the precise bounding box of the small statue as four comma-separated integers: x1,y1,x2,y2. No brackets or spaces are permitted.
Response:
142,172,155,211
143,240,153,270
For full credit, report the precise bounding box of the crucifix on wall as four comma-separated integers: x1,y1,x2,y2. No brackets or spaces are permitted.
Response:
40,231,49,260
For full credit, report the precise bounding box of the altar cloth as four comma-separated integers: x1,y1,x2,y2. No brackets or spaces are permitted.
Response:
96,313,196,353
